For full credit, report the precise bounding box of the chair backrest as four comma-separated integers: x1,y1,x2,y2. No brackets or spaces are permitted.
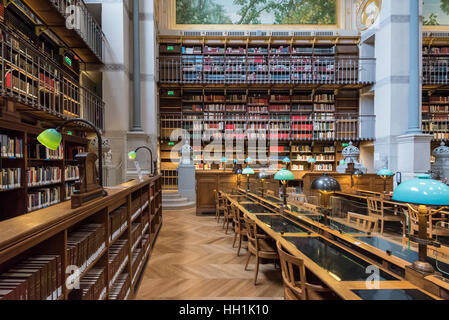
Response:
244,213,257,248
276,241,307,300
402,207,419,232
367,197,383,216
347,212,378,233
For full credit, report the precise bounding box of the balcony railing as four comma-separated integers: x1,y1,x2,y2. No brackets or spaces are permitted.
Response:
157,57,376,85
160,114,375,142
49,0,104,61
0,24,105,130
423,57,449,85
423,115,449,140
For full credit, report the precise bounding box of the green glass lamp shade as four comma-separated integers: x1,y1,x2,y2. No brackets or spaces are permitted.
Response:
221,157,227,163
353,169,364,177
37,129,62,150
242,167,255,175
377,168,393,176
128,151,137,160
308,158,316,164
245,157,253,164
339,160,346,166
311,174,341,192
274,168,295,181
282,157,291,164
392,176,449,206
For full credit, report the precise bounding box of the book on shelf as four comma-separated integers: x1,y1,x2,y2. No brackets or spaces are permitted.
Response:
0,168,21,190
314,164,333,171
0,134,23,158
315,94,335,102
110,206,128,242
292,145,312,153
316,154,335,161
109,273,130,300
67,223,106,278
29,143,63,160
28,187,60,211
69,267,106,300
429,96,449,103
27,166,61,187
109,239,129,287
65,183,76,200
0,254,62,300
65,165,79,181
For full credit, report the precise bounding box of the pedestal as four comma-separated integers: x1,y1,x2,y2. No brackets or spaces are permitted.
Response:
178,163,196,203
396,134,433,180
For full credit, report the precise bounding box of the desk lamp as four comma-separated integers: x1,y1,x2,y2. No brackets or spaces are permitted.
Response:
220,157,227,171
233,163,243,188
38,119,107,204
377,168,394,193
308,157,316,171
351,168,364,190
311,174,341,223
242,167,255,193
282,156,291,168
393,175,449,274
257,170,270,197
128,146,156,176
274,167,295,207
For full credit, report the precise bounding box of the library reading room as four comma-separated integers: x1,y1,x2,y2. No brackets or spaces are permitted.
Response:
3,0,449,306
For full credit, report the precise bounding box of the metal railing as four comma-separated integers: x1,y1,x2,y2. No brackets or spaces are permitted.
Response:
49,0,104,61
158,57,376,85
160,114,375,141
423,57,449,85
0,24,105,130
422,115,449,141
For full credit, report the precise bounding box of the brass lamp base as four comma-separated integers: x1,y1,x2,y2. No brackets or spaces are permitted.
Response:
412,261,435,274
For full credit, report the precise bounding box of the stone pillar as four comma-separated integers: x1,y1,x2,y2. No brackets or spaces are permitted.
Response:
102,1,132,186
372,0,431,182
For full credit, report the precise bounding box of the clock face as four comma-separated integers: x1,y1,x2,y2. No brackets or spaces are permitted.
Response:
357,0,382,31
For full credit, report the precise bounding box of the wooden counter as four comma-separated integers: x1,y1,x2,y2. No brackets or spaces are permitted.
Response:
299,172,393,196
195,170,278,215
0,175,162,300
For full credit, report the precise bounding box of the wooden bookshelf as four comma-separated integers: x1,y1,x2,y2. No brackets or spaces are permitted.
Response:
0,176,162,300
0,119,88,221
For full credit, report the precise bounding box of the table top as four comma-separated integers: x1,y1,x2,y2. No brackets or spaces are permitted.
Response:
223,191,441,300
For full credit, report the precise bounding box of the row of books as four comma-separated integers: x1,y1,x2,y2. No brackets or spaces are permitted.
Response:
65,182,76,200
0,255,62,300
292,145,312,152
269,105,290,112
65,165,79,181
248,97,269,104
131,223,143,251
315,94,335,102
423,105,449,113
109,273,130,300
294,155,314,161
110,206,128,243
424,47,449,55
314,123,335,131
314,164,333,171
291,164,306,171
248,106,268,113
314,104,335,112
316,155,335,161
29,143,63,160
69,267,106,300
27,166,61,187
108,240,129,289
0,135,23,158
0,168,21,190
428,96,449,103
204,95,225,102
28,187,60,211
204,104,225,112
67,223,106,280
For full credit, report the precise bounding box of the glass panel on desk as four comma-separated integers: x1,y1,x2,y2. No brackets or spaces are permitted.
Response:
352,289,435,300
256,214,309,234
434,221,449,278
240,203,274,213
284,236,398,282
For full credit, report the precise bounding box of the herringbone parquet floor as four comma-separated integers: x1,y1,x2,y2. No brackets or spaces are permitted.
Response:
135,208,284,300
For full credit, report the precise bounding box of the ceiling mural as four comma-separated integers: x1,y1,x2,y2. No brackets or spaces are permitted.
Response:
175,0,337,25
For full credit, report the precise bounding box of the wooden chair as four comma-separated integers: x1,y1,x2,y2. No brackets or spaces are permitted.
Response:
231,204,247,256
366,197,403,234
346,212,378,233
222,197,233,234
214,190,226,223
276,241,332,300
243,214,279,285
402,207,449,238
